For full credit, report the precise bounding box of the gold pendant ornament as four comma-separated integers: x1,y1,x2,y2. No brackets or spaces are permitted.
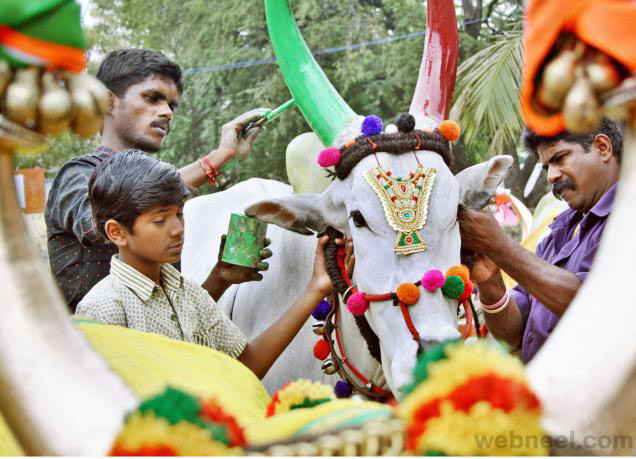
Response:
365,165,437,255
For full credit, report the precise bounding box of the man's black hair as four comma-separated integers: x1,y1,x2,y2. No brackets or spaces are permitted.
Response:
96,48,184,97
89,149,190,240
522,117,623,163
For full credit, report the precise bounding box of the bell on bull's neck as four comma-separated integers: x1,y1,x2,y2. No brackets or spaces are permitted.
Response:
321,359,339,375
313,322,325,336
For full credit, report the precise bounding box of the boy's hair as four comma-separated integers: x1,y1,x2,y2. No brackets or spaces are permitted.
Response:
89,149,190,240
96,48,184,97
522,117,623,163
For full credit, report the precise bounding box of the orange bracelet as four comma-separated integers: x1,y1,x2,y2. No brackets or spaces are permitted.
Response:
199,156,220,185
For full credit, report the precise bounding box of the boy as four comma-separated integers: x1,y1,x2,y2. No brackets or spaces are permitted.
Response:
76,150,334,379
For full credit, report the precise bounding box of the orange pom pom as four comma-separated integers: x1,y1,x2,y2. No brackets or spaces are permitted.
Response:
397,283,421,305
439,120,460,142
313,339,331,360
446,264,470,284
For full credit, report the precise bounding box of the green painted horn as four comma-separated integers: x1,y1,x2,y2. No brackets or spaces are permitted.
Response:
265,0,357,147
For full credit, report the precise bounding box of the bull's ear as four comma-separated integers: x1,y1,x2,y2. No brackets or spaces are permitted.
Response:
455,155,514,209
245,192,346,235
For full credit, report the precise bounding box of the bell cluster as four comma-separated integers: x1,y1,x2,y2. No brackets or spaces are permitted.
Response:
535,36,629,133
0,59,109,138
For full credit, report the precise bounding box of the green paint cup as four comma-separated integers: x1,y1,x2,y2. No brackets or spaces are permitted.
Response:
221,213,268,268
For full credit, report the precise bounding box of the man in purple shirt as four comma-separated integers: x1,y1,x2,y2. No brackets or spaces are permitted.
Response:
458,117,622,363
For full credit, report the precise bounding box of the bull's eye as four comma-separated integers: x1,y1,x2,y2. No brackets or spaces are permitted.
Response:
350,210,367,228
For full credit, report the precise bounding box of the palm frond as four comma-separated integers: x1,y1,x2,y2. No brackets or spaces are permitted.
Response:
451,31,524,153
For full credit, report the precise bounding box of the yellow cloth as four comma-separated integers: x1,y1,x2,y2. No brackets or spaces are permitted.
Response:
0,319,270,455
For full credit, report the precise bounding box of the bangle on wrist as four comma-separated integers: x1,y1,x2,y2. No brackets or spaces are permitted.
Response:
480,288,510,314
199,156,220,185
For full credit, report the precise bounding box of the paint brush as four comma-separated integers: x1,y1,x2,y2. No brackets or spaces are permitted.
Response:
241,98,296,138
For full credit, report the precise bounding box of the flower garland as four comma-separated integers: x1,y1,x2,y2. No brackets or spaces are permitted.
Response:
398,341,547,456
110,387,245,456
266,380,335,417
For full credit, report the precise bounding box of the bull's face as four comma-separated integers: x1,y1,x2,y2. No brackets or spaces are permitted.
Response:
247,143,512,396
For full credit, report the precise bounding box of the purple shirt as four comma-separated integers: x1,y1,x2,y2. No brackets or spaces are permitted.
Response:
512,183,617,363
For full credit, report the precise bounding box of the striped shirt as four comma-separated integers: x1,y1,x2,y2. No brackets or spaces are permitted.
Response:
76,255,247,358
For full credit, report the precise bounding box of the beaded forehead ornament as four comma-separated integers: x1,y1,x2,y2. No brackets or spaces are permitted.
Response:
365,165,437,255
317,112,459,255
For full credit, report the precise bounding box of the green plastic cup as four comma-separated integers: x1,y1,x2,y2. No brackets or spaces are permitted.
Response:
221,213,268,268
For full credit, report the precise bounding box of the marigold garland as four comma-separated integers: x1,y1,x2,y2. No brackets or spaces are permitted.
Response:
110,387,245,456
266,379,335,417
399,341,547,456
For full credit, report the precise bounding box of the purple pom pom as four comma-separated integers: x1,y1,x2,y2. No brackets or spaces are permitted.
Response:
421,269,445,292
335,380,353,398
312,300,331,320
317,148,341,167
346,292,369,316
361,115,383,137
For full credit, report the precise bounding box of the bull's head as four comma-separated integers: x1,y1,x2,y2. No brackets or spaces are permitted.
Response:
247,0,512,396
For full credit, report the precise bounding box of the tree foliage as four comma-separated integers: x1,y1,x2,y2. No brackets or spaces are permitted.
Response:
17,0,539,202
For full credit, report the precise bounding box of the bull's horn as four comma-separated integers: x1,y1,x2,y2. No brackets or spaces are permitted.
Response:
266,0,357,147
410,0,459,123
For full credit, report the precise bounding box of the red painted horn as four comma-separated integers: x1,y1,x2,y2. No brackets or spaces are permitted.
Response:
409,0,458,122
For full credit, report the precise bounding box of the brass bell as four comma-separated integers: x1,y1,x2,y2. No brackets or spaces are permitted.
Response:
586,54,621,93
538,48,580,112
38,72,72,135
313,322,325,336
321,359,338,375
5,67,40,128
563,70,602,134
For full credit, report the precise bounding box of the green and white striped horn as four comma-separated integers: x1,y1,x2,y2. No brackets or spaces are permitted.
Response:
265,0,357,147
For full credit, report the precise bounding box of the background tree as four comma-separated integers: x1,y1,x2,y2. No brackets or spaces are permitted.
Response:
17,0,545,206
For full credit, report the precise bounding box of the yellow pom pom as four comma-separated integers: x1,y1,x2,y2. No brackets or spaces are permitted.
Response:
445,264,470,284
267,379,335,417
439,120,461,142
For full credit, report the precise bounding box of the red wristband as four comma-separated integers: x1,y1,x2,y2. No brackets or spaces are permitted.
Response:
199,156,220,185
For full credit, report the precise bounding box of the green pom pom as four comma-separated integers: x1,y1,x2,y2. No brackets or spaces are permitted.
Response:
138,386,201,425
402,341,459,395
441,275,464,299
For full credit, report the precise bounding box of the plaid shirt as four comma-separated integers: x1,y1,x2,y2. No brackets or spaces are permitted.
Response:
45,145,117,312
76,256,248,358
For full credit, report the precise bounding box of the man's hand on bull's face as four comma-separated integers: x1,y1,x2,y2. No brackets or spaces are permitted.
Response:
213,235,273,285
457,207,506,255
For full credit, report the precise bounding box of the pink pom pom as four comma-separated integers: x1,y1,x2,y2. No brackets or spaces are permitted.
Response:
421,270,445,292
347,292,369,316
317,148,341,167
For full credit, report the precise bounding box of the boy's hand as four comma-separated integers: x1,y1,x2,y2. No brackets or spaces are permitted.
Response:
308,236,351,298
212,235,272,286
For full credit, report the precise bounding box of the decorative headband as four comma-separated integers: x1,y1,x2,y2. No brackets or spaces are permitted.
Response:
317,113,461,180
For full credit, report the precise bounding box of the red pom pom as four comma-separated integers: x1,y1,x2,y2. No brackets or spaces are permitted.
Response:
439,120,461,142
313,339,331,360
347,292,369,316
317,148,341,167
396,283,421,305
458,280,475,301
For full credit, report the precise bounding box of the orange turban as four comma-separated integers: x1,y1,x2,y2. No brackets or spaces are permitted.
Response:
521,0,636,135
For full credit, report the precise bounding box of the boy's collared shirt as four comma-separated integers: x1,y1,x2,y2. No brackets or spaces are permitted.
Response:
76,256,247,358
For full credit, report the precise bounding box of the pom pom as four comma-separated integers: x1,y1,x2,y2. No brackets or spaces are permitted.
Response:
421,270,445,292
346,292,369,316
334,380,353,398
361,115,383,137
317,148,341,167
398,342,546,456
441,275,464,299
438,120,461,141
395,113,416,133
396,283,421,305
266,380,335,417
312,300,331,320
458,280,475,302
445,264,470,284
313,339,331,360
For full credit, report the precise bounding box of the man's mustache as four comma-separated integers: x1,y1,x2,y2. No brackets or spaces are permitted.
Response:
151,120,170,134
552,179,576,200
